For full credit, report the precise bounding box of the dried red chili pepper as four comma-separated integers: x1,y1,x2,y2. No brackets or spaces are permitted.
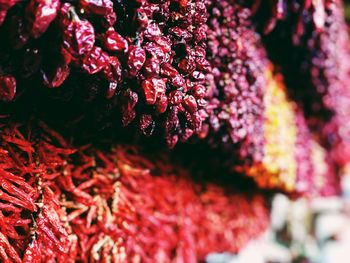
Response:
25,0,60,38
79,0,113,16
81,46,109,74
22,239,41,263
141,78,167,105
42,64,70,88
0,189,35,211
103,56,122,83
0,178,36,210
102,27,128,52
62,7,95,57
0,232,21,263
0,75,16,102
127,45,146,77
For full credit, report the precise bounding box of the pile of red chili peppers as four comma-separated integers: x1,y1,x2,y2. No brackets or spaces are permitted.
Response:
0,119,269,262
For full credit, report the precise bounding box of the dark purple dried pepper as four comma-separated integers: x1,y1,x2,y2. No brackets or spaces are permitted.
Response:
0,75,16,102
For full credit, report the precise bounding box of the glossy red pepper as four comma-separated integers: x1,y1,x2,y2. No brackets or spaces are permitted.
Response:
141,78,167,105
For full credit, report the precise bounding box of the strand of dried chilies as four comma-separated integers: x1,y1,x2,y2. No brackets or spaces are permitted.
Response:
0,119,270,262
233,68,340,195
256,0,350,167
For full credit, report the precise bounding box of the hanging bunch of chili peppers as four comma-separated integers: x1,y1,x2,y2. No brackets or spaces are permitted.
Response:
0,0,210,146
0,0,269,151
201,0,267,162
257,0,350,167
237,68,340,195
0,119,270,262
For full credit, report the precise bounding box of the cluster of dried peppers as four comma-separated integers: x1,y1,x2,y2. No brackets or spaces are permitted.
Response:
0,0,210,146
236,69,340,195
0,0,267,149
258,0,350,166
202,0,267,161
0,119,269,262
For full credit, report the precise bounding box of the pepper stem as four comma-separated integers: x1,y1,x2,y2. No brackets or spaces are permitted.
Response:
68,7,81,23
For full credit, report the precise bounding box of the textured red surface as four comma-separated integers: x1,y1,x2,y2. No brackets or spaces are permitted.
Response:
0,119,269,262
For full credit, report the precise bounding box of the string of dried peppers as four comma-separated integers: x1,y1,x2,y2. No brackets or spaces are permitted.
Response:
258,0,350,166
0,119,269,262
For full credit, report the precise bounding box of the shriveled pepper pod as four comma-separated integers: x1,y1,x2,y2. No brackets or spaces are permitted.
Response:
0,75,16,102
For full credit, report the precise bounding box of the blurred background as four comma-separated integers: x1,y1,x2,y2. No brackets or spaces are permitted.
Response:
207,167,350,263
205,3,350,262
